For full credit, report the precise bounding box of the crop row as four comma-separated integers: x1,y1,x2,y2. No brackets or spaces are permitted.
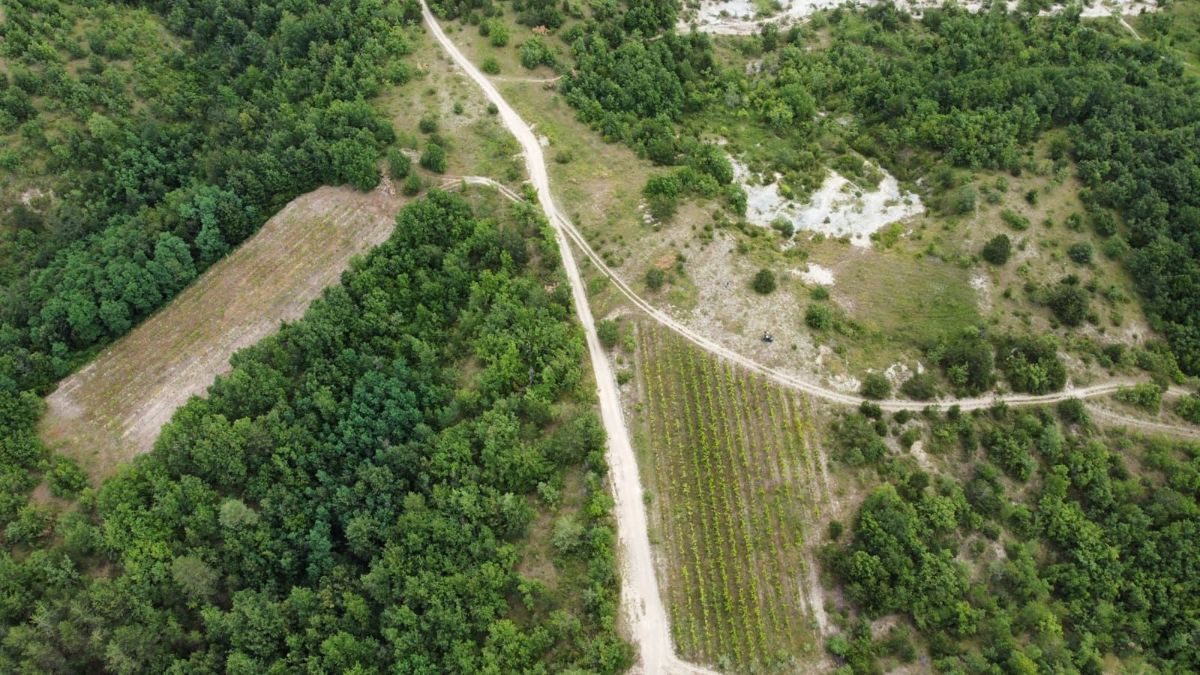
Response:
637,325,824,669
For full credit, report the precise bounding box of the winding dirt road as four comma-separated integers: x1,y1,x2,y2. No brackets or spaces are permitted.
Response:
420,6,713,673
421,4,1197,671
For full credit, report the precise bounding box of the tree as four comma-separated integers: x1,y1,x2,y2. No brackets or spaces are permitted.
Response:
752,268,777,294
937,330,995,396
403,174,422,196
597,320,619,348
981,234,1012,265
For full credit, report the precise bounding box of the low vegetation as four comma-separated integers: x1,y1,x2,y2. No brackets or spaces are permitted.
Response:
637,324,825,670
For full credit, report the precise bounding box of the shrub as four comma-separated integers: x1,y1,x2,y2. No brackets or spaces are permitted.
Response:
420,143,447,173
981,234,1011,265
402,173,422,196
1057,398,1089,425
770,217,795,238
997,335,1067,394
645,267,665,290
1067,241,1093,265
811,286,830,300
387,148,411,179
1115,382,1163,413
418,115,438,134
1046,277,1089,327
1001,209,1030,231
860,373,892,400
48,456,87,499
752,268,777,294
1176,392,1200,424
487,22,509,47
519,38,555,70
900,372,939,401
936,330,995,396
482,57,501,74
597,320,619,349
806,304,833,330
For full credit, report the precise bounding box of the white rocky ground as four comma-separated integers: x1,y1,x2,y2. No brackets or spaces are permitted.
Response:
682,0,1159,34
733,158,924,247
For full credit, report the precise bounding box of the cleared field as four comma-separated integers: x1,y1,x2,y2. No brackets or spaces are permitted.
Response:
40,186,401,482
636,323,829,671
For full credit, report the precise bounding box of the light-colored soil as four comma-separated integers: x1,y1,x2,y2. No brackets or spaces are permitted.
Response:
40,185,402,482
734,157,924,247
681,0,1159,34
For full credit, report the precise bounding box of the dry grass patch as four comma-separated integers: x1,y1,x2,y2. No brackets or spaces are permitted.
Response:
40,185,402,483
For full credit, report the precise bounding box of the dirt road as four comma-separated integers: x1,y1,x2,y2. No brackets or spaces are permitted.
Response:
420,6,714,674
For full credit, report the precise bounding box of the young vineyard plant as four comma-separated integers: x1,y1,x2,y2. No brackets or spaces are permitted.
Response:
636,324,830,670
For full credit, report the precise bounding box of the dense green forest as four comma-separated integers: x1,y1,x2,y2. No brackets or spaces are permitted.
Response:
825,401,1199,673
1,0,416,381
0,191,632,672
0,0,420,552
553,2,1200,380
0,2,631,671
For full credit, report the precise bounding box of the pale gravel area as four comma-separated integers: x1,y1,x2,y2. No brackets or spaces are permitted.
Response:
733,158,924,247
682,0,1160,34
799,262,836,286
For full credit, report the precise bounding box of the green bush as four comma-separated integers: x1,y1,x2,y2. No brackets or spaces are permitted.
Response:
597,319,619,349
1046,277,1089,327
48,455,87,499
1001,209,1030,231
981,234,1012,265
482,56,501,75
1067,241,1093,265
387,148,411,179
519,37,555,70
861,373,892,400
420,143,447,173
645,267,665,290
997,335,1067,394
1115,382,1163,413
900,372,939,401
418,115,438,134
1176,392,1200,424
806,304,833,330
402,173,422,196
752,268,777,294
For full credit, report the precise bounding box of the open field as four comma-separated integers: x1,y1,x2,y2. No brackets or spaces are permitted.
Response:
634,322,831,671
39,186,401,482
